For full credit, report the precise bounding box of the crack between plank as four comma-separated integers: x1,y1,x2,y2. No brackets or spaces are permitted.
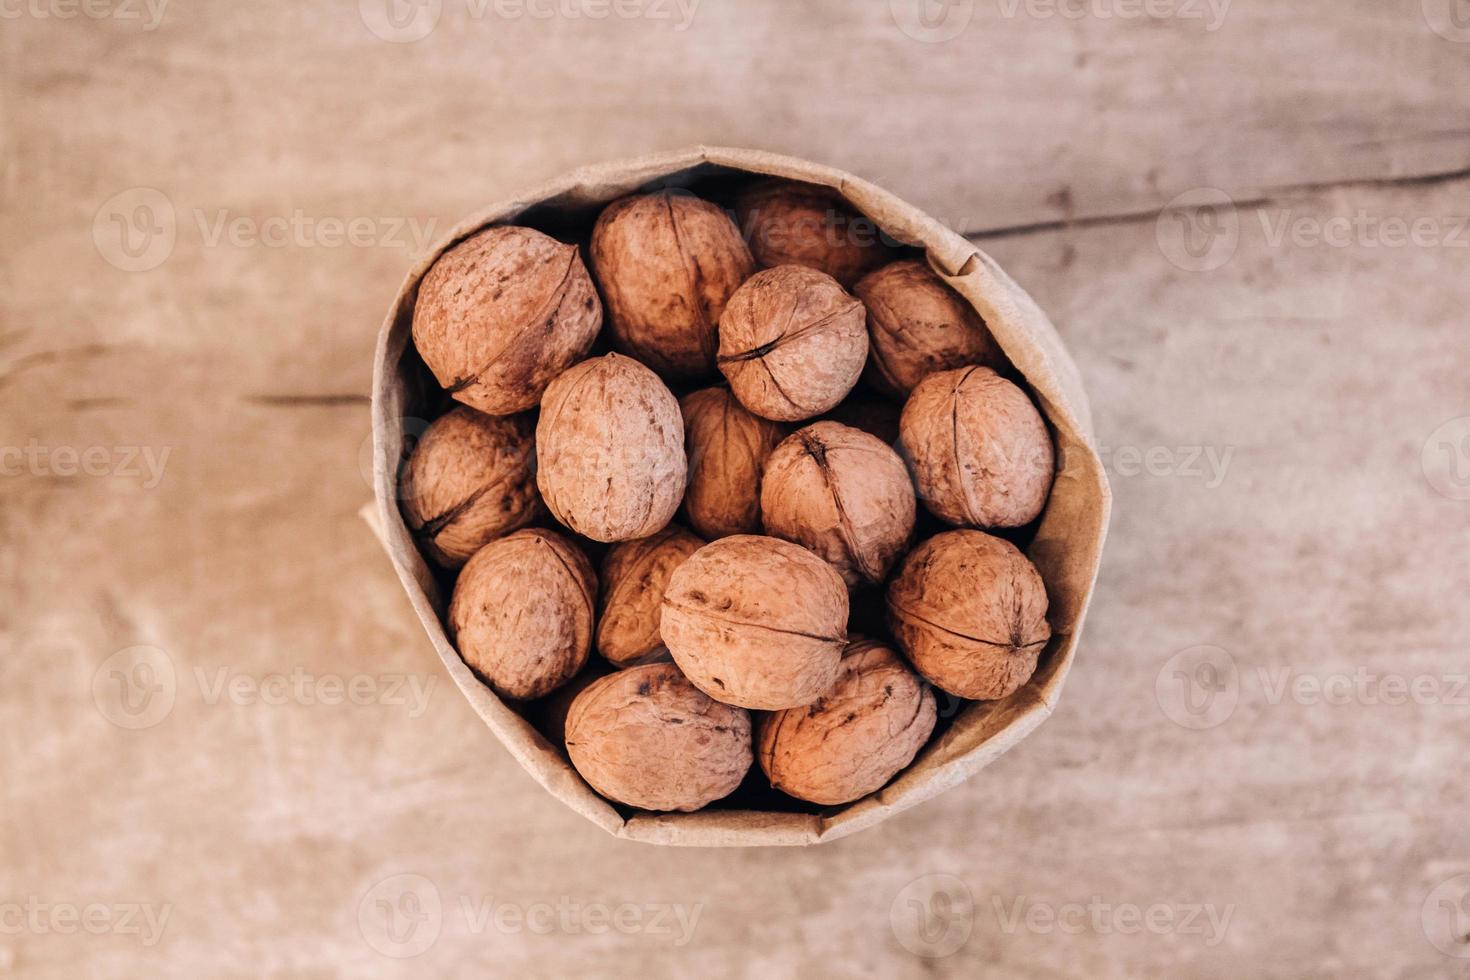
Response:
961,163,1470,242
244,393,368,407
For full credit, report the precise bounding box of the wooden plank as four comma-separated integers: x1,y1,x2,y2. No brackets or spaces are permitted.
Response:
1,2,1468,976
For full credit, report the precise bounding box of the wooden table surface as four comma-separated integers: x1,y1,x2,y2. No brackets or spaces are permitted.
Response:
4,1,1468,976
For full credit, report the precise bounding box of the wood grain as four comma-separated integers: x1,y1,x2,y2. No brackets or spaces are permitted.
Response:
2,0,1468,976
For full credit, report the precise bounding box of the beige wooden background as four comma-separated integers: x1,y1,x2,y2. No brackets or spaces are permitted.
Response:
4,1,1469,976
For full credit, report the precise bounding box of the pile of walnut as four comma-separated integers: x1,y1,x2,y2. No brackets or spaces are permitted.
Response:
402,179,1057,814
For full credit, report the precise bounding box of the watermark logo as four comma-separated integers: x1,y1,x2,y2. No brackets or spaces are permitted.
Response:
360,0,699,42
1092,443,1235,489
456,896,702,944
192,209,437,252
0,899,171,947
92,646,177,730
1159,646,1469,730
890,874,974,958
1424,874,1470,957
359,0,442,41
1158,187,1468,275
0,0,168,29
1422,417,1470,501
1423,0,1470,42
1155,645,1238,730
356,876,703,956
91,649,437,726
1257,209,1469,251
195,666,436,717
358,874,442,958
93,188,176,273
1257,667,1467,708
993,896,1233,946
1156,188,1239,272
890,0,974,43
1,441,171,489
94,188,438,271
995,0,1230,31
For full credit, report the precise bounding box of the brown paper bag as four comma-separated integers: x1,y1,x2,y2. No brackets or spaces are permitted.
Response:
368,147,1111,846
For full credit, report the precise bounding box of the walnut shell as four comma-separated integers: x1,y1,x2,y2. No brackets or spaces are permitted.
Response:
412,226,600,415
661,535,847,709
756,639,936,805
734,179,895,288
855,260,1004,398
679,387,787,539
886,530,1050,700
536,353,688,543
399,406,543,568
590,191,755,379
900,366,1055,528
448,528,595,701
596,525,704,668
717,266,868,422
565,662,753,812
759,422,915,589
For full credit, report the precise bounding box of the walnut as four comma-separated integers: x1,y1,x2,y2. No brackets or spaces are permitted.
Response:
679,387,787,539
756,638,936,805
759,422,915,588
536,353,688,543
717,266,868,422
661,535,847,709
734,179,895,288
886,530,1050,700
565,662,753,812
590,191,755,379
855,260,1004,398
596,525,704,668
399,406,542,568
900,366,1055,528
448,528,595,701
412,225,600,415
